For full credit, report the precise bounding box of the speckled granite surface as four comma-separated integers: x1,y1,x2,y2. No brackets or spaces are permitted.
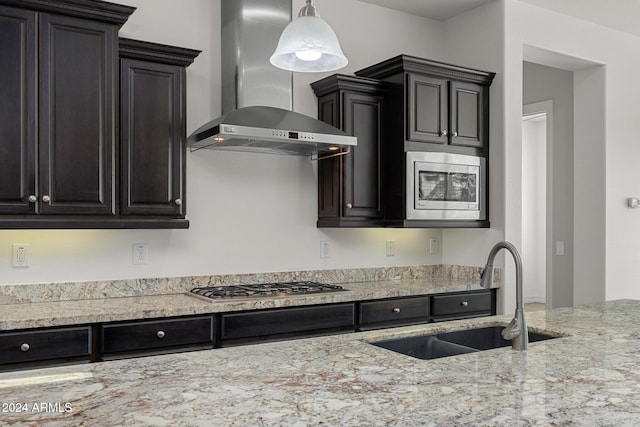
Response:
0,264,497,303
0,300,638,426
0,265,499,331
0,277,497,331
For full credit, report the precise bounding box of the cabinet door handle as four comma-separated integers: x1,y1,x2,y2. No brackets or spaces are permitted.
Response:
452,131,458,137
20,343,30,352
174,199,182,206
28,195,37,203
440,130,448,137
392,307,401,313
156,330,166,339
460,301,469,307
42,195,51,203
346,203,353,209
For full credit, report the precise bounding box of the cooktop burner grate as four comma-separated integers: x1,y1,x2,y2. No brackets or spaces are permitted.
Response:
190,281,346,300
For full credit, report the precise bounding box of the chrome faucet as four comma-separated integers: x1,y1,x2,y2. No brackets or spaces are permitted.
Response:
479,241,528,351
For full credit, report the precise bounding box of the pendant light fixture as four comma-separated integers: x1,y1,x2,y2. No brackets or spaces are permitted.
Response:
270,0,348,73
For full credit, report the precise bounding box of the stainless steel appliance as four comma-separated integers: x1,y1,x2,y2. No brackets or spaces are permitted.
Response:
187,0,356,157
190,281,345,300
406,151,486,220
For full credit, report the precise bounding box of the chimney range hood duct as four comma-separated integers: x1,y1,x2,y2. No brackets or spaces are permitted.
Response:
187,0,356,157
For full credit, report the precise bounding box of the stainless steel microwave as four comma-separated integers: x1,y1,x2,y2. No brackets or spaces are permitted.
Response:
406,151,486,220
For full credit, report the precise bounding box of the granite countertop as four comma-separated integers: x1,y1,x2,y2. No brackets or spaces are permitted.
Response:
0,277,494,331
0,299,639,426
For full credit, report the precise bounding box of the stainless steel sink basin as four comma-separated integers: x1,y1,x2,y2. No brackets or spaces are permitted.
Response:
370,326,559,360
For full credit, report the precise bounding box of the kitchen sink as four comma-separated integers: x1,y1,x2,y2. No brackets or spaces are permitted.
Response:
370,326,559,360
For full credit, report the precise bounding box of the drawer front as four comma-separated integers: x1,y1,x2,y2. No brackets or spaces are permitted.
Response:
359,297,429,326
0,327,91,365
101,316,213,354
222,303,355,340
431,291,493,318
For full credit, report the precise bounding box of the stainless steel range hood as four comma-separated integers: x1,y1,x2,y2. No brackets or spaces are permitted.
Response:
187,0,356,157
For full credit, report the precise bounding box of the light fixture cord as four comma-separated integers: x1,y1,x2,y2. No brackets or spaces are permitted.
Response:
298,0,319,17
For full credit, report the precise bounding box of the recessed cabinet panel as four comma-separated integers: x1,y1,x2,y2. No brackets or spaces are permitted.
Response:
120,58,184,216
0,6,36,214
221,304,355,341
450,81,486,148
39,13,116,214
343,92,383,219
407,74,448,144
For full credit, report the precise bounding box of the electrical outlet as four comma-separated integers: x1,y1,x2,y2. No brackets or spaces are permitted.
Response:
320,241,330,258
12,244,29,267
429,238,439,255
133,243,148,265
386,240,395,256
556,241,565,256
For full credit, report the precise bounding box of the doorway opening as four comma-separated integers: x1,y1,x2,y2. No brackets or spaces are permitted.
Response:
522,100,553,310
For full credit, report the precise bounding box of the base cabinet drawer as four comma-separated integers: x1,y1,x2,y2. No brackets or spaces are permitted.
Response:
431,290,495,321
222,303,355,341
359,297,429,329
0,327,91,365
101,316,214,355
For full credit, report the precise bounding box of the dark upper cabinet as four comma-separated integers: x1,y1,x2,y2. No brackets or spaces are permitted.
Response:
0,0,199,229
356,54,494,155
119,39,200,217
311,75,385,227
407,75,487,149
0,0,134,226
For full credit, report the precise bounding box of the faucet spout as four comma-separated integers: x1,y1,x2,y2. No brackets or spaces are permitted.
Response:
480,241,528,351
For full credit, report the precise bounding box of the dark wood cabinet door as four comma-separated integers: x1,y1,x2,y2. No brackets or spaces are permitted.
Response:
38,13,116,215
407,73,448,144
0,6,36,214
343,92,383,219
450,81,487,149
120,58,184,216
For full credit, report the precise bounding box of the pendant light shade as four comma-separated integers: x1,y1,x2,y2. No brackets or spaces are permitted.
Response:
270,0,348,73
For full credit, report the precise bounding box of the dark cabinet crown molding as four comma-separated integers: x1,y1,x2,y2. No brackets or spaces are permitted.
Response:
356,54,496,86
119,38,201,66
0,0,135,25
311,74,386,97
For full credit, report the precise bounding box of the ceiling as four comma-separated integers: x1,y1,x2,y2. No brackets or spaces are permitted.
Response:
358,0,640,38
358,0,493,21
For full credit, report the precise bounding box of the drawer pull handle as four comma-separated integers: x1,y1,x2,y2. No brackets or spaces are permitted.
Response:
460,301,469,307
156,331,166,339
20,343,30,352
392,307,401,313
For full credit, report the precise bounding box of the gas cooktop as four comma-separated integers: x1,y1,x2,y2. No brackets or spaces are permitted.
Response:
190,281,346,300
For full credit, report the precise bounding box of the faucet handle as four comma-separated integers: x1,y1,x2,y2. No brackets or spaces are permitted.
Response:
501,316,521,340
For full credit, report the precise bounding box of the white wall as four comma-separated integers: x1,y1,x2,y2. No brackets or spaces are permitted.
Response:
504,0,640,304
0,0,446,285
